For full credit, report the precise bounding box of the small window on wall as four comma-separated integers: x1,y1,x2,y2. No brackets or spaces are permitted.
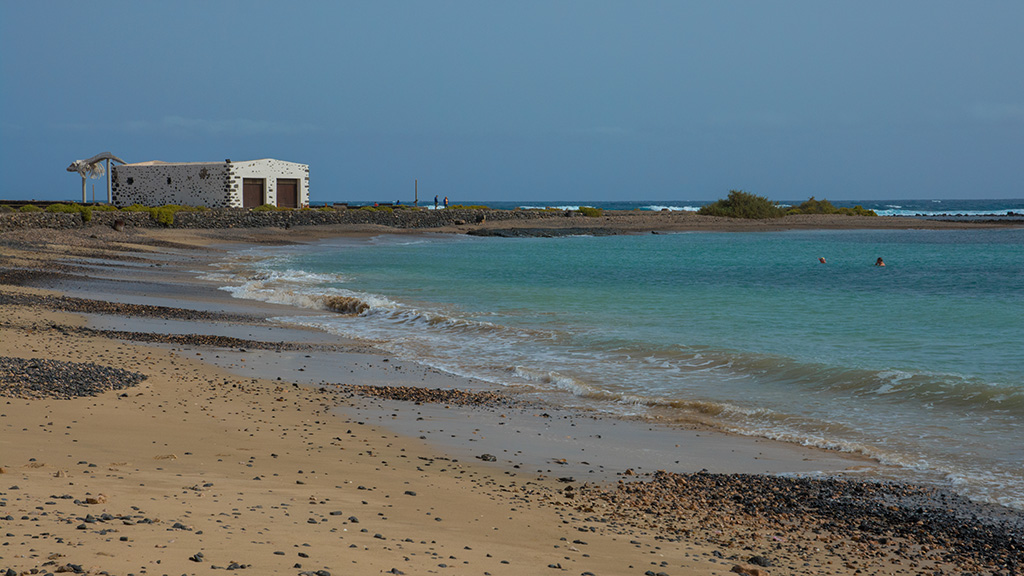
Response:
167,177,172,185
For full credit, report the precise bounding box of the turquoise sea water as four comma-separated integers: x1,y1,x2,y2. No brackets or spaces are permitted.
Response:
210,226,1024,509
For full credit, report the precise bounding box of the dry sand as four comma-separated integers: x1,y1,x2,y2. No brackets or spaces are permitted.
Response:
2,217,1021,575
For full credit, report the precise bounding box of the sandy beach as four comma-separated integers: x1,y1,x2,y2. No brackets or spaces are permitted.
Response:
2,213,1022,576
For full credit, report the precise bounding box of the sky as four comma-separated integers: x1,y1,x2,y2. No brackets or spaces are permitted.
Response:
2,1,1022,203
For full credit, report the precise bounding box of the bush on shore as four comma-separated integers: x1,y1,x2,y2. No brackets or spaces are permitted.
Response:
698,190,786,219
19,204,43,213
578,206,603,217
787,197,877,217
120,204,208,226
45,203,93,222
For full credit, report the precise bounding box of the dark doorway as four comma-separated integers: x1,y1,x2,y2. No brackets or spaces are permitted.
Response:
243,179,264,208
277,179,298,208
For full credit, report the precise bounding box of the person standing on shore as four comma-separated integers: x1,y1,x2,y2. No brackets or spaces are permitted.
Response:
434,195,438,210
444,196,449,209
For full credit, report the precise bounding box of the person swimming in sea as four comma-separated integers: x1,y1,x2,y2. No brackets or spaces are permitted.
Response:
875,257,885,267
819,257,827,264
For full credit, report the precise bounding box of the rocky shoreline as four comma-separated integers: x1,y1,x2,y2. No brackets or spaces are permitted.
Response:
3,206,1021,236
576,471,1022,575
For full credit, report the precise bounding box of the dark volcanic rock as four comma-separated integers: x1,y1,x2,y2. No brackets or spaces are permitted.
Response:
0,356,147,399
340,384,515,408
0,291,257,323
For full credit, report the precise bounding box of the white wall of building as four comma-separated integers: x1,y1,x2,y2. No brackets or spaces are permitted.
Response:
111,159,309,208
228,159,310,208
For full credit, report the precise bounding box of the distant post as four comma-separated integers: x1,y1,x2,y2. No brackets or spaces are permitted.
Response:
414,179,419,207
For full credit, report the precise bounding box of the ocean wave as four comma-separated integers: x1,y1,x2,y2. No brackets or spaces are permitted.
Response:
211,261,566,347
323,295,371,315
517,204,584,211
642,205,701,212
656,345,1024,414
509,364,771,419
876,208,1023,217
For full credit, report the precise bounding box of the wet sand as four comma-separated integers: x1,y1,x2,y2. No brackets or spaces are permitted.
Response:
2,220,1022,575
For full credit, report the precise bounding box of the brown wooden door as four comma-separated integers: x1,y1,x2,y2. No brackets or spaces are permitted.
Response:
277,179,298,208
243,179,264,208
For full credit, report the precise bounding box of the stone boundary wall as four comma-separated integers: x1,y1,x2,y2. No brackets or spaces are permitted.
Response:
0,208,566,232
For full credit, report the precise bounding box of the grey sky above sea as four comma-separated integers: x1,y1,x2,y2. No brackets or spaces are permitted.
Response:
2,1,1022,203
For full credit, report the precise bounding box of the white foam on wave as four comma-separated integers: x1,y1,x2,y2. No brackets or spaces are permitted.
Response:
871,370,915,394
510,365,594,395
209,263,396,316
517,205,582,211
876,208,1021,217
643,205,701,212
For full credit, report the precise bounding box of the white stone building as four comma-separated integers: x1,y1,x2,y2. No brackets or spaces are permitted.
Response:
111,158,309,208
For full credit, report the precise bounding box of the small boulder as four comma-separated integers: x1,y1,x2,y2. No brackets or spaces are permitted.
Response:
731,564,769,576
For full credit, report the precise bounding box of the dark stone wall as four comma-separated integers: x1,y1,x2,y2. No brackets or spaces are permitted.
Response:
0,208,565,232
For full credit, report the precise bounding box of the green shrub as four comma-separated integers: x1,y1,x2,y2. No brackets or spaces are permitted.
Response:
578,206,603,217
317,206,335,212
119,204,206,225
20,204,43,212
151,207,174,226
788,197,877,217
790,196,837,214
698,190,785,219
253,204,284,212
44,203,93,221
837,205,877,217
0,205,14,213
448,204,490,210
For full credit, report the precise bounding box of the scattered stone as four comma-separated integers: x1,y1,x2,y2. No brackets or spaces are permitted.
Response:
0,356,146,399
749,555,772,567
342,384,515,408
